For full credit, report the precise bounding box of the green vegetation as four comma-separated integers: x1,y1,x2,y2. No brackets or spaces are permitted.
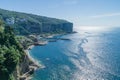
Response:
0,8,73,80
0,20,24,80
0,8,73,35
16,35,33,49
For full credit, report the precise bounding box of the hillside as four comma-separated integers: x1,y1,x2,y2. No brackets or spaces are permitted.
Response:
0,8,73,35
0,20,38,80
0,20,22,80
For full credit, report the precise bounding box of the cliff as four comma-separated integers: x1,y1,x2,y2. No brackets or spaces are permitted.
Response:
13,53,39,80
0,8,73,80
0,21,38,80
0,8,73,35
42,23,73,33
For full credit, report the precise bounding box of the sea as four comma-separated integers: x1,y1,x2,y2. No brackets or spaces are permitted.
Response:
29,26,120,80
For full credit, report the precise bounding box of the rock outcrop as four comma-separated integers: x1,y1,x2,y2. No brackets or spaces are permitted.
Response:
13,53,39,80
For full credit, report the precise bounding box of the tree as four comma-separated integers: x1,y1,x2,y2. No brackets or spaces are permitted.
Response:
0,21,24,80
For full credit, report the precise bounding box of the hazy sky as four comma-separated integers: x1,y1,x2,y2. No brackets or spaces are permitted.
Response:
0,0,120,27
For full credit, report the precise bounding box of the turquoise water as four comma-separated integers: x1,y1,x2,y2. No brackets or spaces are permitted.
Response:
29,27,120,80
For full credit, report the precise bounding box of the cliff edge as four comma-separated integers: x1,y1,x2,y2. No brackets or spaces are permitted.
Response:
0,8,73,35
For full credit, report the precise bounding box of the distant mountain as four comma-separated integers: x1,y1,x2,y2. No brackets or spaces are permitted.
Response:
0,8,73,35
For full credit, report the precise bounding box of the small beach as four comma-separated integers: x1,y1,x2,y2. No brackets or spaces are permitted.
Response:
21,45,45,80
25,45,45,69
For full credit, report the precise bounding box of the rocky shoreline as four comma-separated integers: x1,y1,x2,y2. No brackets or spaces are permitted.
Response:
19,32,76,80
19,45,45,80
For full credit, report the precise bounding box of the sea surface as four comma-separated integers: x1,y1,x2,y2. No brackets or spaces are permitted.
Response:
29,27,120,80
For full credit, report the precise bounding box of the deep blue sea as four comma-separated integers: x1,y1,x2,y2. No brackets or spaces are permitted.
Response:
29,27,120,80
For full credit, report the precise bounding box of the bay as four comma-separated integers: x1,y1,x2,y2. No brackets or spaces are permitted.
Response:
29,27,120,80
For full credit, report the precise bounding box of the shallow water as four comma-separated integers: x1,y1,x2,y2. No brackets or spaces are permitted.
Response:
29,27,120,80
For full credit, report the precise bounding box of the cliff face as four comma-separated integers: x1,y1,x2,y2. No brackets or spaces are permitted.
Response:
62,23,73,33
13,54,38,80
0,8,73,35
42,23,73,33
13,55,30,80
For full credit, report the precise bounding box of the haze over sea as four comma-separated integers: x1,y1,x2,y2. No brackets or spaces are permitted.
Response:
29,26,120,80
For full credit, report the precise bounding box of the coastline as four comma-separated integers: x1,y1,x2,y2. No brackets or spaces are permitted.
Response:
20,33,74,80
24,50,40,68
26,45,45,69
20,45,45,80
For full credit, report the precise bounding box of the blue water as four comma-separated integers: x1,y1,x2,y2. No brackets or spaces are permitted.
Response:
29,27,120,80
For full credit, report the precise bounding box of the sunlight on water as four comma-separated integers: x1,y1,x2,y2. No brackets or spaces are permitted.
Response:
74,26,114,33
79,26,103,31
31,27,120,80
75,26,102,31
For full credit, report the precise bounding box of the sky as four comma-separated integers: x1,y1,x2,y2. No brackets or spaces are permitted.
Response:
0,0,120,27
